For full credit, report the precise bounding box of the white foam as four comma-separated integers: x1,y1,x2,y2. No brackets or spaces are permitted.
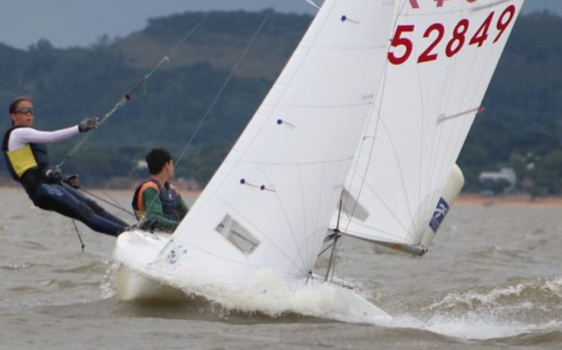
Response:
139,259,392,324
386,313,562,340
113,231,391,324
386,277,562,340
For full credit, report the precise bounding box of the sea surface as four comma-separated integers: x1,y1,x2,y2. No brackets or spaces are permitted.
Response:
1,188,561,350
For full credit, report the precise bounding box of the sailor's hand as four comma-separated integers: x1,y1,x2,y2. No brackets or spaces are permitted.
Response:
79,117,99,133
63,174,80,189
45,166,63,184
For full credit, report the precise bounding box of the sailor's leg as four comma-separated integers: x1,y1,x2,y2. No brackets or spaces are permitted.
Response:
61,183,130,227
33,184,128,237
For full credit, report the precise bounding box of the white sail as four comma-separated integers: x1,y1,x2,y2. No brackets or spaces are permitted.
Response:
156,0,396,283
337,0,526,254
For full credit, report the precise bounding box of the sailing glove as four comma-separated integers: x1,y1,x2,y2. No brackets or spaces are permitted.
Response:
79,117,100,132
44,166,63,184
63,174,80,189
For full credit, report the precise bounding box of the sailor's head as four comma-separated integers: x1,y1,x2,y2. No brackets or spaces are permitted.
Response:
146,148,175,178
9,96,34,127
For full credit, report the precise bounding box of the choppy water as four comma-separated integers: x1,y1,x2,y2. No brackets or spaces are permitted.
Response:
1,188,561,349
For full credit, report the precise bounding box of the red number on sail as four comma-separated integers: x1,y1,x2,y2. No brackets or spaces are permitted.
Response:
435,0,454,7
388,25,415,65
470,12,494,47
418,23,445,63
494,5,516,43
446,19,469,57
390,4,517,65
409,0,420,9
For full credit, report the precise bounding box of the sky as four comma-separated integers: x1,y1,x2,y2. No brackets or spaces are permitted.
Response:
0,0,313,49
0,0,559,50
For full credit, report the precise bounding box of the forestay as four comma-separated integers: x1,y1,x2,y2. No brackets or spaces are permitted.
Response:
157,0,395,283
337,0,526,253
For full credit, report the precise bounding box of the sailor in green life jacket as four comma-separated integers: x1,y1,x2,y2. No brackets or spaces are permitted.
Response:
2,96,130,237
132,148,189,232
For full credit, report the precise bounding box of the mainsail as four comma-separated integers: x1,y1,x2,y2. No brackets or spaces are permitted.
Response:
156,0,395,283
335,0,526,255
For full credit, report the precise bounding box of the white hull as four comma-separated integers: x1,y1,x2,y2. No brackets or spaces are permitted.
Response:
114,230,182,302
114,230,391,323
114,264,185,302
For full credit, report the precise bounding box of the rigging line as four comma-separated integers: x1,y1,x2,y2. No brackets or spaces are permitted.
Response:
318,238,336,257
330,203,350,282
142,9,275,229
325,198,343,282
339,62,390,236
336,0,397,235
57,12,212,169
79,188,136,217
303,0,321,10
350,0,421,242
192,0,337,208
99,189,129,211
72,220,86,253
173,8,274,172
342,77,419,242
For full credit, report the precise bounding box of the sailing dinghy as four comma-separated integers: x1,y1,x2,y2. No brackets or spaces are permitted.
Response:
331,0,526,256
115,0,396,321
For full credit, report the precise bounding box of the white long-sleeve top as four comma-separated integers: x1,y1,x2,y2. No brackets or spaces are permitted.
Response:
7,126,80,151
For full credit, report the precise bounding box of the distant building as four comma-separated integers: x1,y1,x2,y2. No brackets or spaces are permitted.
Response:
478,168,517,192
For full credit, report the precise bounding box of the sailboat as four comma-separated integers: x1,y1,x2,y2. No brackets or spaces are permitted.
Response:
331,0,526,257
114,0,526,321
115,0,396,320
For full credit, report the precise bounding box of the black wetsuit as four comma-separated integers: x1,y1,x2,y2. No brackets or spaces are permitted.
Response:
3,126,128,237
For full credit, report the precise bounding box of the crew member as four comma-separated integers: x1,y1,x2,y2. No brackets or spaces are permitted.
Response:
132,148,189,232
2,96,130,237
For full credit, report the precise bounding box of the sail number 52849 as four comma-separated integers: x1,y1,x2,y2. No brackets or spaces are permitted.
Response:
388,5,517,65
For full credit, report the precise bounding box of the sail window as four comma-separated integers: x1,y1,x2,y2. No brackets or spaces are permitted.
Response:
341,189,370,221
215,215,260,255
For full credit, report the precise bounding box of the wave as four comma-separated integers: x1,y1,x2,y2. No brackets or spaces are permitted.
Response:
424,277,562,317
387,277,562,340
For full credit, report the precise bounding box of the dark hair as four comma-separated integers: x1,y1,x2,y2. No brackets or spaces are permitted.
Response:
146,148,173,175
9,96,33,114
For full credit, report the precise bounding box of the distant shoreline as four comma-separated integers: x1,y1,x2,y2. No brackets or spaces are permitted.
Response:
456,194,562,208
0,186,202,206
2,186,560,208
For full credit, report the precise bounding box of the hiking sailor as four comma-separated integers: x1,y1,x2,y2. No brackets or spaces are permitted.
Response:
2,96,130,237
